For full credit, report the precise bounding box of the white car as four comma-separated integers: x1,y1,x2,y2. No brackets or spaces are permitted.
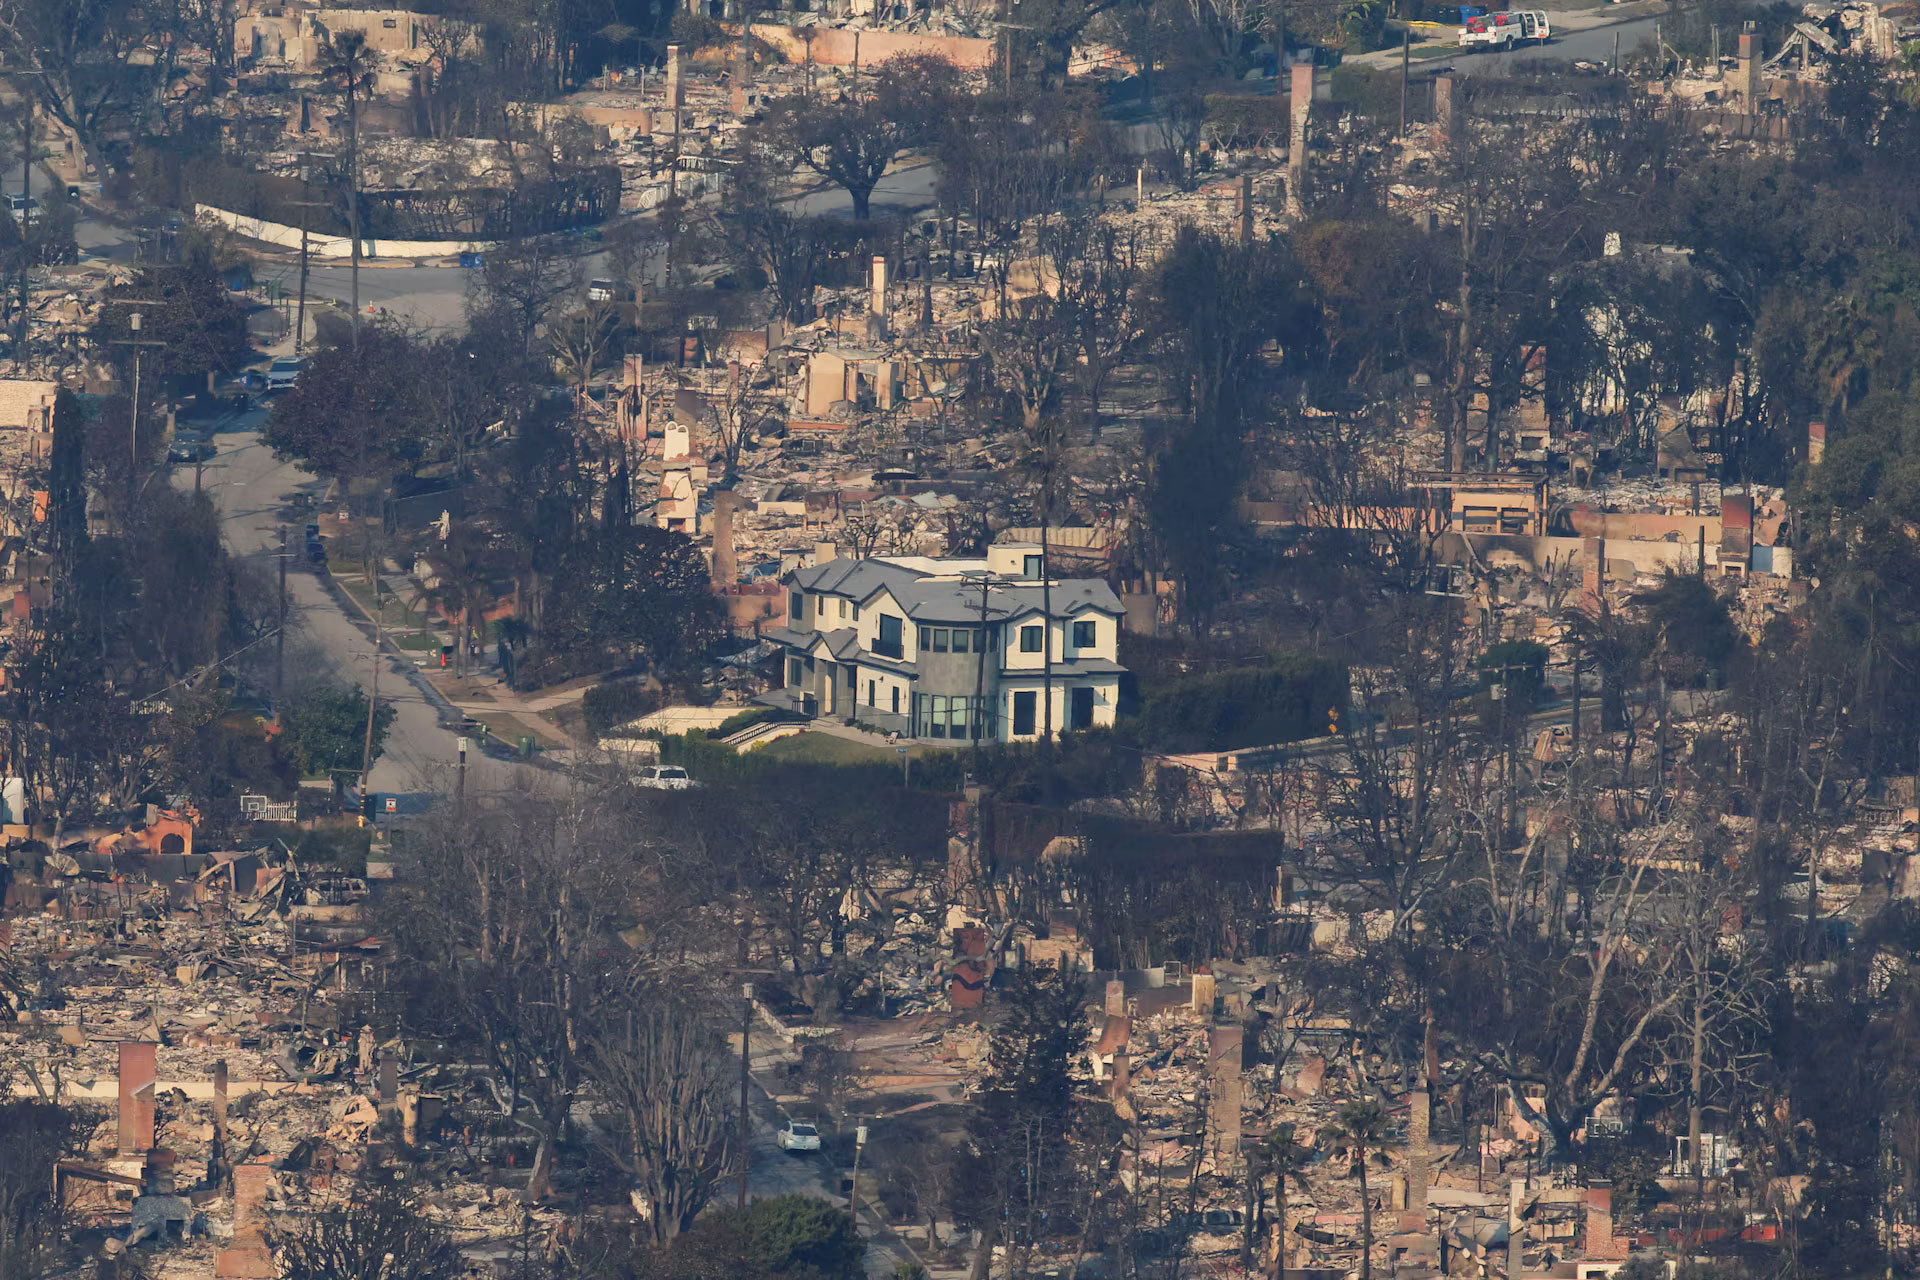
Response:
8,194,39,225
631,765,695,790
775,1121,820,1153
265,356,306,391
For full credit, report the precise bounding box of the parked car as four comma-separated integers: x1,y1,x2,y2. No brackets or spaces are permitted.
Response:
265,356,306,391
631,765,695,790
775,1121,820,1154
7,195,40,225
168,437,216,464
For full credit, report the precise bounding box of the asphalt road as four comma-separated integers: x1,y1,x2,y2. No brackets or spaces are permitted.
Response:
175,410,549,799
742,1083,922,1279
249,160,944,333
1440,12,1663,73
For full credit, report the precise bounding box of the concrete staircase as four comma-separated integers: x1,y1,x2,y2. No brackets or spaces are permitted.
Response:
722,719,807,751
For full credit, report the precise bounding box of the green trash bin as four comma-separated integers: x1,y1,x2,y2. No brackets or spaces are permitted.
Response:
518,735,534,758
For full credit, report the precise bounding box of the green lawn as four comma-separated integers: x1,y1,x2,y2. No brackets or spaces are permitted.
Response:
340,578,434,631
752,730,959,767
754,731,894,765
1410,41,1461,57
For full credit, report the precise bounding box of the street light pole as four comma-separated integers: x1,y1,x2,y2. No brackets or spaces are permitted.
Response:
738,981,754,1209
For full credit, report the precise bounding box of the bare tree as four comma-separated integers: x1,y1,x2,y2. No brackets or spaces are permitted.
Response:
271,1176,463,1280
587,997,736,1246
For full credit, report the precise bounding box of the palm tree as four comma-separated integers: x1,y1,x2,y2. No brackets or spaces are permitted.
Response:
1249,1123,1312,1280
1336,1100,1388,1280
317,30,380,350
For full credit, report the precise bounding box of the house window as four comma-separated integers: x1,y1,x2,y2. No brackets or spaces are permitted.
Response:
852,603,861,622
986,628,998,652
1024,554,1043,578
1011,690,1037,737
951,629,970,654
1019,624,1043,654
931,629,949,653
788,657,804,686
1072,620,1096,649
838,598,848,619
845,664,856,689
891,686,900,714
1070,686,1095,730
382,17,398,26
789,591,804,623
919,695,979,740
868,680,876,706
876,614,903,659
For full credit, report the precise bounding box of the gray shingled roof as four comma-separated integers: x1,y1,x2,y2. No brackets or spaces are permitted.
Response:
787,559,1123,623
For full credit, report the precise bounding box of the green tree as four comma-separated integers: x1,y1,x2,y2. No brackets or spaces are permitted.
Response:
96,237,252,394
949,966,1091,1280
281,687,394,777
263,325,437,481
1249,1123,1313,1279
740,1196,865,1280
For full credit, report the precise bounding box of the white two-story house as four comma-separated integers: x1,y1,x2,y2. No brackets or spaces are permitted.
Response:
759,544,1126,742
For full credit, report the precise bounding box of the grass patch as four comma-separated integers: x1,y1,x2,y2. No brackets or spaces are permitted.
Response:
340,579,433,630
393,632,445,652
1410,41,1462,57
752,730,952,767
754,731,895,766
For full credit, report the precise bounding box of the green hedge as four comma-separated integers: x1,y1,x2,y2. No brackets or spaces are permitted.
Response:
583,680,665,737
1134,654,1349,753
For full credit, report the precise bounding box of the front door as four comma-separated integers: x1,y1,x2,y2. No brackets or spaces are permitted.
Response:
1070,685,1095,730
1011,690,1037,737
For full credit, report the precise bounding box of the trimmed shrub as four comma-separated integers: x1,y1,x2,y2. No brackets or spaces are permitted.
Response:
1133,654,1349,753
583,680,666,737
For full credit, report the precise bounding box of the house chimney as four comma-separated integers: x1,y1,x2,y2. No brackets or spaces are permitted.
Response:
813,539,838,566
1735,30,1761,105
870,255,889,320
213,1060,229,1159
711,490,739,587
1237,172,1254,245
1208,1023,1243,1156
666,44,683,109
1808,420,1826,466
1585,1182,1615,1258
1433,72,1457,154
1105,979,1126,1017
1508,1176,1527,1280
1109,1049,1130,1099
118,1041,157,1154
1288,61,1314,214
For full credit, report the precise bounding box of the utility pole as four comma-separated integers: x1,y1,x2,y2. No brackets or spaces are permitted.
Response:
17,100,32,360
969,571,998,768
277,526,288,704
109,304,165,500
359,613,383,802
1399,30,1410,138
737,981,754,1209
290,196,327,357
456,733,468,803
